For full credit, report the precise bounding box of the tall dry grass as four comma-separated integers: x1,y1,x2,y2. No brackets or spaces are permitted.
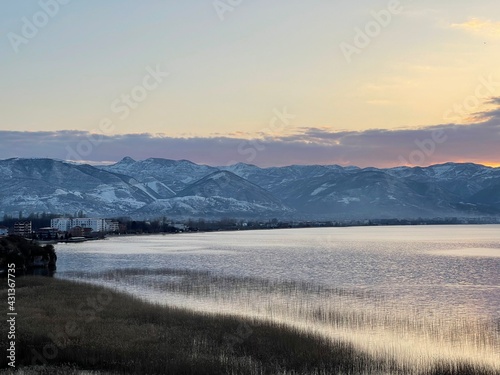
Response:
0,276,498,375
0,277,382,374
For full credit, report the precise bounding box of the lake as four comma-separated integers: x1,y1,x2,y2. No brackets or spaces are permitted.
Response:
55,225,500,373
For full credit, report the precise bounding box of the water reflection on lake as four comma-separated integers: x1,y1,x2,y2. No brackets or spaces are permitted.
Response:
55,225,500,373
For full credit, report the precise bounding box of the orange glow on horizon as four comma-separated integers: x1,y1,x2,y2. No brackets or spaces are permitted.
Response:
481,162,500,168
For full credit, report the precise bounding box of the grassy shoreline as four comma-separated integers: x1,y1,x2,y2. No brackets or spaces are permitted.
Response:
0,277,498,374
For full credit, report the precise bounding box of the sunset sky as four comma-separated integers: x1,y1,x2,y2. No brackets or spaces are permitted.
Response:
1,0,499,167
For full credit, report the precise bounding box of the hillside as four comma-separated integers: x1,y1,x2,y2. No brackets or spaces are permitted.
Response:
1,158,500,220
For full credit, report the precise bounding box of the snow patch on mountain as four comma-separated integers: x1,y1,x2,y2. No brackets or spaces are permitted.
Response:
1,158,500,219
338,197,361,204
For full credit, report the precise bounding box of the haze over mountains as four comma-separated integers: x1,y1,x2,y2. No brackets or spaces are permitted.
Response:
1,157,500,220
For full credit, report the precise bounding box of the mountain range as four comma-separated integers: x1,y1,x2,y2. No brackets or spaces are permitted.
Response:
1,157,499,220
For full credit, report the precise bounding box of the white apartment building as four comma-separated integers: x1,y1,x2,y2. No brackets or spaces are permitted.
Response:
50,218,73,232
14,221,32,237
50,218,120,233
104,220,120,232
71,218,105,233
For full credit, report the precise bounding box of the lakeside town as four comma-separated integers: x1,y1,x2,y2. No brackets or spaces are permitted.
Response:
1,214,499,243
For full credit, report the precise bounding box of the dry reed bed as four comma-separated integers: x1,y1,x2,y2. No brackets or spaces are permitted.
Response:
0,275,498,374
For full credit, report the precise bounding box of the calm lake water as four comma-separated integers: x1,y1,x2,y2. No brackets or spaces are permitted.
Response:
55,225,500,373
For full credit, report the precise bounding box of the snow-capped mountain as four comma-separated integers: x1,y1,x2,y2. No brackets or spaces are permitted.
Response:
178,171,284,207
133,171,291,219
101,157,217,192
219,163,357,192
1,157,500,220
0,158,157,217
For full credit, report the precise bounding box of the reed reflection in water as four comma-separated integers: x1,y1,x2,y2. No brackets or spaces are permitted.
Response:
63,268,500,374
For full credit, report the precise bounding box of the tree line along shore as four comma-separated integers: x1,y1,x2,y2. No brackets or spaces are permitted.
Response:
0,236,56,275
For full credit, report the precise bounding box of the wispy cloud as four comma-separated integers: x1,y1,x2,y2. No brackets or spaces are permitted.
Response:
450,18,500,39
1,102,500,168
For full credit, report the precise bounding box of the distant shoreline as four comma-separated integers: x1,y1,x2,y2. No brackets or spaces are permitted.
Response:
57,220,500,242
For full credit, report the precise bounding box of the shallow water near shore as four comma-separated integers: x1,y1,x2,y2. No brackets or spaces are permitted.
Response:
55,225,500,373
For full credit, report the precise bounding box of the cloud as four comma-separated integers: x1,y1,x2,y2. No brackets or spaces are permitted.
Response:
469,97,500,122
1,110,500,168
450,18,500,39
487,97,500,105
1,101,500,168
